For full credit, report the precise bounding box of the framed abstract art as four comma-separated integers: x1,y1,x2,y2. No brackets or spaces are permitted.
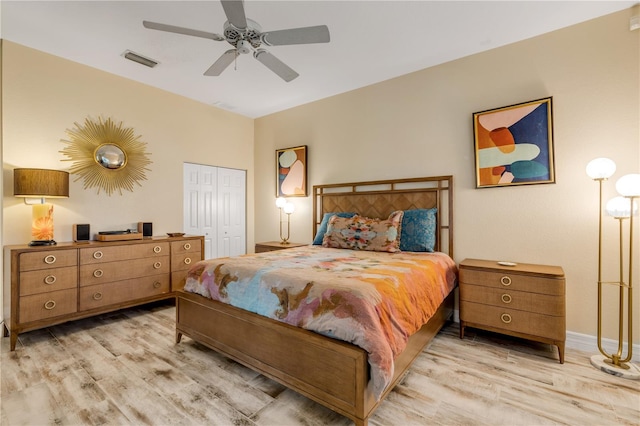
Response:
276,145,307,197
473,97,555,188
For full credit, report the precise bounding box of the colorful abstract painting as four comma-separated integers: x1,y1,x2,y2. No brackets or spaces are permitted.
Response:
276,145,307,196
473,97,555,188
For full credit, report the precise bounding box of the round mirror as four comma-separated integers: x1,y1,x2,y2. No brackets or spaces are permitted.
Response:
95,144,126,169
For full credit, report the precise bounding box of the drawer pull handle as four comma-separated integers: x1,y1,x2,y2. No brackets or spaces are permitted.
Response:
154,246,162,253
153,281,161,289
501,313,512,324
184,258,192,265
501,294,512,304
44,275,57,285
153,262,162,269
500,276,512,286
44,255,56,264
92,292,103,301
44,300,56,310
93,269,104,278
184,243,191,250
93,251,103,260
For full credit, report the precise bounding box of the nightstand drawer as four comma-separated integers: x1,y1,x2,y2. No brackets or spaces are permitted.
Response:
459,268,564,295
459,284,564,317
460,301,565,341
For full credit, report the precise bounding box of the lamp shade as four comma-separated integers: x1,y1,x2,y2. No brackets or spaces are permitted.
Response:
275,197,287,208
586,158,616,180
615,173,640,197
14,168,69,198
283,202,295,214
605,196,638,218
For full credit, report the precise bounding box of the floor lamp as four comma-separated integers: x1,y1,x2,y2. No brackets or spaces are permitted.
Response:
586,158,640,379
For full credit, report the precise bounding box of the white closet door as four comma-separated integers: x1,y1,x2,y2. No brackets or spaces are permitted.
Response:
183,163,217,259
217,167,246,257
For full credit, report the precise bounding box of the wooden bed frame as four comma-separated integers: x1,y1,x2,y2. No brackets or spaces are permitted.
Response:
176,176,454,426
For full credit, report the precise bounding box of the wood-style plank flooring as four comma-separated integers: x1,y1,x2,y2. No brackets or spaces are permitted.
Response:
1,301,639,425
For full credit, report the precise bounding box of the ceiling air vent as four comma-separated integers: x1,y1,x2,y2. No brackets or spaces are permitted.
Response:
122,50,158,68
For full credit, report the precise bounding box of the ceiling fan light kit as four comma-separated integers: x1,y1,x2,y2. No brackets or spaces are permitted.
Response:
143,0,330,82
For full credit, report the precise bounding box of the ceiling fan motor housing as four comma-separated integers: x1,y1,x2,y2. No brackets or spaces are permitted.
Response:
224,19,262,52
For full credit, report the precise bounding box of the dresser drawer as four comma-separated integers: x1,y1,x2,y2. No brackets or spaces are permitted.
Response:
79,242,170,264
171,252,201,272
460,300,565,341
79,275,170,311
19,288,78,323
19,250,77,271
79,256,170,286
171,239,201,255
20,266,78,296
459,268,564,295
459,284,564,317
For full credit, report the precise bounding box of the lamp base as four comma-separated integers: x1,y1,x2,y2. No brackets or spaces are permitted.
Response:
590,355,640,380
28,240,57,247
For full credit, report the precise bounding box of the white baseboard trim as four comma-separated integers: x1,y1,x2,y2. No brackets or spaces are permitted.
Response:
452,309,639,362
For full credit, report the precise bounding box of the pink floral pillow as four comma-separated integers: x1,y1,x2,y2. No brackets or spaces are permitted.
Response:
322,211,404,252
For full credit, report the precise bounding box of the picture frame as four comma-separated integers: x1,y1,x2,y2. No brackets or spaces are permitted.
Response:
276,145,307,197
472,97,555,188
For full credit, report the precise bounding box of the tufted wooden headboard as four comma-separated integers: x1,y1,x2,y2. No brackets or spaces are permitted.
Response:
313,175,454,257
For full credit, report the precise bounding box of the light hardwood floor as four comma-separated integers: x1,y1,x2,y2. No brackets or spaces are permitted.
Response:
1,301,638,426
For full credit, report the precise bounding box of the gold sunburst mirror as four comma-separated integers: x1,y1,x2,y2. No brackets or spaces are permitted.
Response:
60,117,152,196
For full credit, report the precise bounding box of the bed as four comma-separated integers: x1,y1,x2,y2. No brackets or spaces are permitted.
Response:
175,175,455,426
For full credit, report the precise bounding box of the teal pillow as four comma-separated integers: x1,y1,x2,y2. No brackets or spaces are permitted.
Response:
400,208,437,252
313,212,356,245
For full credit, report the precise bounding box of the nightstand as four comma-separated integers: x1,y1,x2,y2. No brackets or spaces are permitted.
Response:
459,258,566,363
255,241,308,253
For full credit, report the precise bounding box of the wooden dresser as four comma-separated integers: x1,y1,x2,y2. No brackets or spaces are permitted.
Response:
459,258,566,363
3,235,203,351
255,241,307,253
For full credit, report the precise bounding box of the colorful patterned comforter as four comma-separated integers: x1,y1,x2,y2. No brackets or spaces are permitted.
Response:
184,245,457,399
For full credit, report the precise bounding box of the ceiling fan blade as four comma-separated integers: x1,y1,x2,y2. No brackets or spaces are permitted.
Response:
253,49,299,82
204,49,238,76
261,25,330,46
221,0,247,29
143,20,225,41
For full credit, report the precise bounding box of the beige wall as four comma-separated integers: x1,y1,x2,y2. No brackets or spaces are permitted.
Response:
255,10,640,342
1,41,255,255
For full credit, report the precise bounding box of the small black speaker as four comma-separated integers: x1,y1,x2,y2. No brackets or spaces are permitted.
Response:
73,224,91,242
138,222,153,237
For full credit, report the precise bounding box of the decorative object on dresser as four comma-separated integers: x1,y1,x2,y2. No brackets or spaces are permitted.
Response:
275,197,295,244
459,258,566,363
60,117,152,196
586,157,640,379
255,241,307,253
138,221,153,237
72,224,91,242
276,145,307,196
472,97,555,188
3,235,203,351
13,168,70,246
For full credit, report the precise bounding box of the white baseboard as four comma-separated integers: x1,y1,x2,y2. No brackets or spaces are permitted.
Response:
452,309,639,362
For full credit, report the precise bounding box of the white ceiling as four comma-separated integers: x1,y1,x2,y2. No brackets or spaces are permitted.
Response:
1,1,636,118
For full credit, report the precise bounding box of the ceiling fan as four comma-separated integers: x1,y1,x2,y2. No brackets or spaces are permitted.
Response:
143,0,330,82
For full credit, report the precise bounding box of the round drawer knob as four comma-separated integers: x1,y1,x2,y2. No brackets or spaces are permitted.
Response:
153,262,162,269
93,269,104,278
184,258,192,265
501,313,512,324
153,281,161,289
44,255,56,264
184,243,191,250
92,292,103,301
44,275,57,285
500,276,512,286
501,293,512,304
44,300,56,310
93,251,103,260
153,246,162,253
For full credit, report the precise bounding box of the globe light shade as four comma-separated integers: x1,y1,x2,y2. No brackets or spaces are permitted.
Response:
586,157,616,180
605,196,638,218
615,173,640,197
283,202,295,214
275,197,287,208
